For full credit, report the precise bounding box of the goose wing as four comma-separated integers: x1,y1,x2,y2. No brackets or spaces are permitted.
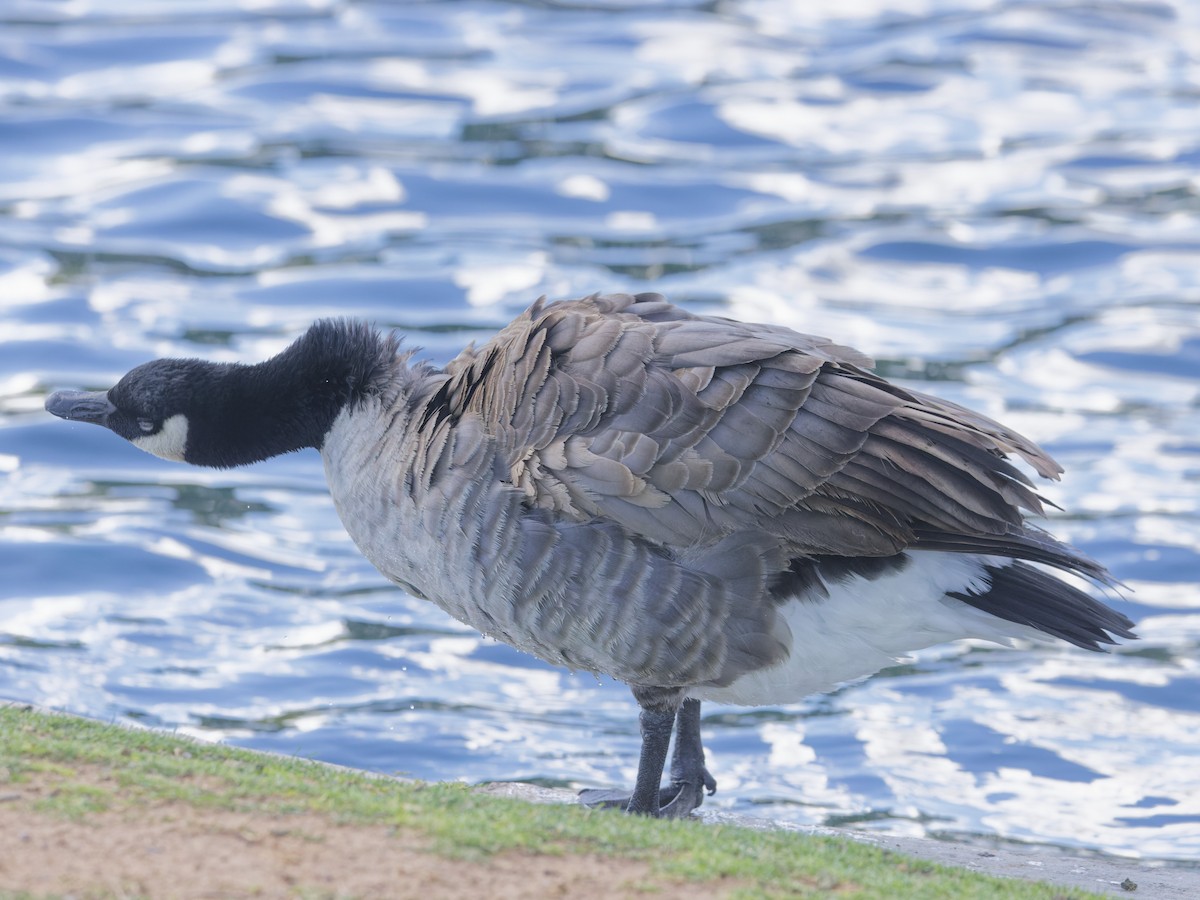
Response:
436,292,1078,568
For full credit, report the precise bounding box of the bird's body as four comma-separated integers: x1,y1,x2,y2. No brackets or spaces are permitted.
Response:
46,292,1135,817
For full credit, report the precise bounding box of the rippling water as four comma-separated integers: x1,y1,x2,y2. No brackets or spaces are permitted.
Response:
2,0,1198,862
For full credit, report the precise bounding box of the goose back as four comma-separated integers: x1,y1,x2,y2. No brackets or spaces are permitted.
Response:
435,293,1080,570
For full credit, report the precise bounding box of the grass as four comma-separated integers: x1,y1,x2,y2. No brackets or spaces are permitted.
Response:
0,703,1104,899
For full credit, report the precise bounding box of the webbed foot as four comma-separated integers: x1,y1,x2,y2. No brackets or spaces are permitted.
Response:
577,698,715,818
578,771,714,818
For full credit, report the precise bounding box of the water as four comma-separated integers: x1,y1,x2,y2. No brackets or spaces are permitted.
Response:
1,0,1198,862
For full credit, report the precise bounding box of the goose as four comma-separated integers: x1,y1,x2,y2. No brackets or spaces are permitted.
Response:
45,292,1134,818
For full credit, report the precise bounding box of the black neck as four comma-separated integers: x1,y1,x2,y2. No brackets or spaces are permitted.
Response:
184,321,397,468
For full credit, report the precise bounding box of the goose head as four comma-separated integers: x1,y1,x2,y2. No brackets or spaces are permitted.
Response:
45,320,399,469
47,359,211,464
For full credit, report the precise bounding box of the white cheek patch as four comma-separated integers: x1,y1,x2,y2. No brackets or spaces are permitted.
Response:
132,413,190,462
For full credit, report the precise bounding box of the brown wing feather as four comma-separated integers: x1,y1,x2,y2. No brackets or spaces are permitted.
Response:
437,292,1064,561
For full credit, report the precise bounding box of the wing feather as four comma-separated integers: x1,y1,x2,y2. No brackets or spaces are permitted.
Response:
436,292,1075,564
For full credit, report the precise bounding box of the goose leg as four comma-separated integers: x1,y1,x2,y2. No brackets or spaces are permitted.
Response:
660,698,717,817
625,703,678,815
579,695,715,818
578,703,676,815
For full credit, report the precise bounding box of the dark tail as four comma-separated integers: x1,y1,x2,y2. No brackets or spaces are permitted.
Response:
948,560,1136,651
913,524,1117,586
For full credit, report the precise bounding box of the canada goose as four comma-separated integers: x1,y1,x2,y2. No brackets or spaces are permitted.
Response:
45,292,1134,818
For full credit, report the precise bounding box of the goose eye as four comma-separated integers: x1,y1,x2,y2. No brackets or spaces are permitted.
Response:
137,418,155,433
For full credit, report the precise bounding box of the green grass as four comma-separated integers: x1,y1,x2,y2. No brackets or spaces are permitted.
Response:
0,704,1102,899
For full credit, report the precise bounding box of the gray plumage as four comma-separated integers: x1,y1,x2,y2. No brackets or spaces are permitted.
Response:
45,291,1135,818
323,292,1125,692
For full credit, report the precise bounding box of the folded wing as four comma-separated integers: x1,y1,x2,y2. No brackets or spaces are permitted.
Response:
436,292,1103,580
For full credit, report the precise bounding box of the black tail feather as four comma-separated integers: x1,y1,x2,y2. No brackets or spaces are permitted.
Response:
914,524,1118,587
949,561,1136,651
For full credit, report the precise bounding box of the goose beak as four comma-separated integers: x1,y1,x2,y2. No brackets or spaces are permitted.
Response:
45,390,116,426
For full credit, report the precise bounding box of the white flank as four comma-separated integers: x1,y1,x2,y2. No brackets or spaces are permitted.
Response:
689,553,1042,707
132,413,190,462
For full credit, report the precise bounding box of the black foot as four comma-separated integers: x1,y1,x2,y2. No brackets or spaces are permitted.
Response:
578,772,714,819
582,695,716,818
578,786,679,813
663,765,717,818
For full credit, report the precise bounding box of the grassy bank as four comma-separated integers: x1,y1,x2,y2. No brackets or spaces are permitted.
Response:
0,703,1103,899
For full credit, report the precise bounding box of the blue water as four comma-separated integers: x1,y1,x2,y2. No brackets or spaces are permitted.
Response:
2,0,1198,862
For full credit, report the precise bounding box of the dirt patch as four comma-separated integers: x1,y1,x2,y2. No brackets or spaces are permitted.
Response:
0,766,737,899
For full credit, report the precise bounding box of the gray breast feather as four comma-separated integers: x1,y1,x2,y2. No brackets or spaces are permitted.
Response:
506,515,789,686
387,401,790,687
